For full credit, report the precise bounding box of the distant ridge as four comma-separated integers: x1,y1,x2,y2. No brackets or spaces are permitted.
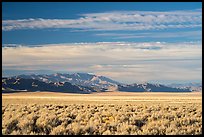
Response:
118,83,191,92
12,73,120,89
2,73,199,93
2,77,96,94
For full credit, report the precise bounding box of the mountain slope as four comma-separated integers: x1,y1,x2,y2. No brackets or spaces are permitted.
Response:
2,77,96,94
3,73,195,93
166,82,202,92
118,83,191,92
13,73,120,89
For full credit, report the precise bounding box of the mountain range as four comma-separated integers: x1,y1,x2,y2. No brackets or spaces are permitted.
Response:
117,83,191,92
2,77,96,94
166,82,202,92
2,73,201,93
12,73,120,89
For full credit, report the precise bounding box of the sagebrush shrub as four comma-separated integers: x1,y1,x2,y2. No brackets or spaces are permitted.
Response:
2,103,202,135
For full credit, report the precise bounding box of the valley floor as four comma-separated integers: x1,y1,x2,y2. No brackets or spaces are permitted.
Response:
2,91,202,105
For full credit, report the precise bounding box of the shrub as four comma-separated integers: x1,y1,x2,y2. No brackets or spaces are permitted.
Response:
2,103,202,135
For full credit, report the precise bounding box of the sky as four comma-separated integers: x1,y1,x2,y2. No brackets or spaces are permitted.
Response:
2,2,202,84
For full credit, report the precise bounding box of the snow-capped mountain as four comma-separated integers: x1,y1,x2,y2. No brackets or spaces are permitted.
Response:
2,77,96,94
166,82,202,92
12,73,120,89
117,82,191,92
2,73,196,93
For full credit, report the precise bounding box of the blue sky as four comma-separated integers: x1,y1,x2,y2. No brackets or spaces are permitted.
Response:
2,2,202,44
2,2,202,84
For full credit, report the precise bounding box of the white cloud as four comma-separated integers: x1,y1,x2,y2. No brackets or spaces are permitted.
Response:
95,30,202,39
2,9,201,31
2,42,202,83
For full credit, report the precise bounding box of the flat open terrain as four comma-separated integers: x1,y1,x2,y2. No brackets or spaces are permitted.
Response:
2,91,202,135
2,91,202,105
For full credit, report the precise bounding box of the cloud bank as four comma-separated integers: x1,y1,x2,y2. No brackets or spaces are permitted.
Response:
2,9,201,31
2,42,202,83
95,31,202,39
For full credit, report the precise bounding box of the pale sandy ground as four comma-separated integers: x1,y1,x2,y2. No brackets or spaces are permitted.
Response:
2,91,202,105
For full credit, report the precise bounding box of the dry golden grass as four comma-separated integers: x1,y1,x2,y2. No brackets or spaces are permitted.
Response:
2,91,202,135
